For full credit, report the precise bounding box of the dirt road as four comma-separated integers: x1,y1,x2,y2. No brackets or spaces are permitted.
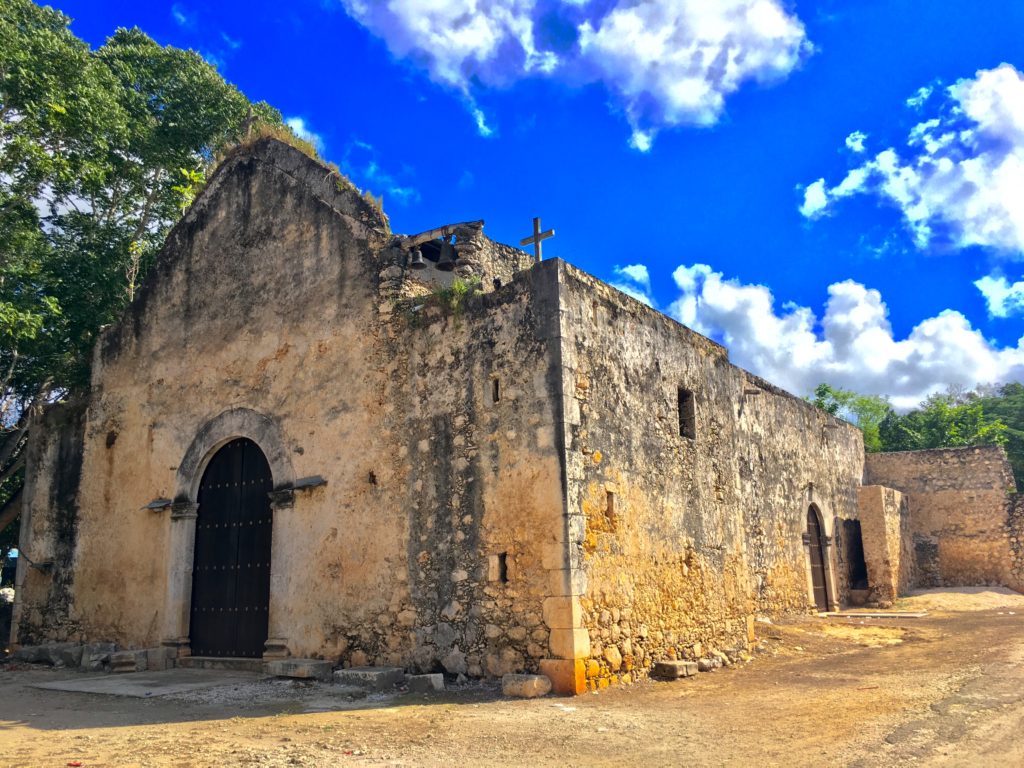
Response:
2,588,1023,767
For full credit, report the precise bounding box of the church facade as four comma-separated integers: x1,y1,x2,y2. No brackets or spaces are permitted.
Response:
12,139,1021,694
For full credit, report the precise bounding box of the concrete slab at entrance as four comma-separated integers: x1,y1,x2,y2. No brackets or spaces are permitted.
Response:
32,669,263,698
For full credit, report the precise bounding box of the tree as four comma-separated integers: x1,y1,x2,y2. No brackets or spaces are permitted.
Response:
975,382,1024,488
877,389,1008,455
810,383,893,452
0,0,286,550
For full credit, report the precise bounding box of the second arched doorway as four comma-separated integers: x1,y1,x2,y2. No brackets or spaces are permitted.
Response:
189,438,274,658
806,506,831,612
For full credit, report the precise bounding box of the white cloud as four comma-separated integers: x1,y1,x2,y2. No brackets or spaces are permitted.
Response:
845,130,867,153
339,0,552,89
471,106,494,138
801,64,1024,258
798,178,828,218
610,263,654,306
666,263,1024,409
906,85,933,110
285,117,325,153
975,273,1024,318
577,0,810,145
339,0,810,148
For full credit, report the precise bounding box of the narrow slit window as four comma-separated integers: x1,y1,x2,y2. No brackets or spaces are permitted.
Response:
605,491,615,522
498,552,509,583
678,388,696,439
492,378,500,403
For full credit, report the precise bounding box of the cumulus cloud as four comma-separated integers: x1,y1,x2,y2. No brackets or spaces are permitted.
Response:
975,273,1024,318
664,263,1024,409
285,117,325,153
577,0,810,143
801,64,1024,258
339,0,810,148
610,263,654,305
339,0,554,88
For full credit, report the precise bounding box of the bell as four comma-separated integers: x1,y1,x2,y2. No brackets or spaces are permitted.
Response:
436,237,457,271
408,247,426,270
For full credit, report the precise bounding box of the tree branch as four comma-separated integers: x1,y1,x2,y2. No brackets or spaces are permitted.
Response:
0,487,22,538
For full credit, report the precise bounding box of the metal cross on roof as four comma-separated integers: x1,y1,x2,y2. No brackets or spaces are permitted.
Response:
520,217,555,264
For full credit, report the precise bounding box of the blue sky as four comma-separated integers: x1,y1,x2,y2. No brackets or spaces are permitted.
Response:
52,0,1024,408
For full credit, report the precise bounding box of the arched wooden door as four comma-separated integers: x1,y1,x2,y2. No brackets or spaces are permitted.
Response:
807,507,830,612
190,438,273,658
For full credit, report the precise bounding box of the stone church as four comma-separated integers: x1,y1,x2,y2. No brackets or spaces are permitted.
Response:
12,139,1023,694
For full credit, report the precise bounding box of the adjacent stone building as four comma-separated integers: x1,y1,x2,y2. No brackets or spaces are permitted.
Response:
11,139,1021,694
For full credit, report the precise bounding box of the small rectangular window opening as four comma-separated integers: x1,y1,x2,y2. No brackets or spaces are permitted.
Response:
605,491,615,522
492,378,500,403
498,552,509,583
678,388,696,439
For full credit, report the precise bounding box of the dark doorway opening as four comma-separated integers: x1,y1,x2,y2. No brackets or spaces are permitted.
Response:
190,438,273,658
843,519,870,591
806,506,830,612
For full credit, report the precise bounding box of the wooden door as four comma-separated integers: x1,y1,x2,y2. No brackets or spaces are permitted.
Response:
190,438,273,658
807,508,830,612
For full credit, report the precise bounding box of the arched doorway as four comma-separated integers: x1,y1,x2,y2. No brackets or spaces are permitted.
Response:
806,506,831,612
189,438,273,657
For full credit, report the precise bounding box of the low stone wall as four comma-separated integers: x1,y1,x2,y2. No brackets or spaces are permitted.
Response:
857,486,915,602
864,446,1017,589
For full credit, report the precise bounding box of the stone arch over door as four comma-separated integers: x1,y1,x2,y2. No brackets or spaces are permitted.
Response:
162,408,295,657
173,408,295,503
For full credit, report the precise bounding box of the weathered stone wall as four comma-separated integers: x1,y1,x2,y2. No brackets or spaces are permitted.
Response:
13,139,571,680
1008,494,1024,590
556,263,864,690
856,486,914,602
13,402,87,644
864,447,1018,589
378,260,567,678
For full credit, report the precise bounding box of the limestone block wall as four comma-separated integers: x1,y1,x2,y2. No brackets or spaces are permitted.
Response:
864,446,1018,589
379,260,567,679
556,263,864,690
856,486,914,602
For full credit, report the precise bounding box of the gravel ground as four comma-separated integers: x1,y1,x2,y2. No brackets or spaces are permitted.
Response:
2,587,1023,768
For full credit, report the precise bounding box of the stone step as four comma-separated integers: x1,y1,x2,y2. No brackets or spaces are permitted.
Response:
651,660,698,680
178,656,266,673
110,650,147,674
333,666,405,692
265,658,333,681
407,673,445,693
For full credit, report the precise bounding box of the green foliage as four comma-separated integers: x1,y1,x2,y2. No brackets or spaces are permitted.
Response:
427,276,482,317
877,389,1008,454
810,383,892,452
1,2,287,397
0,0,301,542
171,167,205,213
812,381,1020,488
975,382,1024,487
